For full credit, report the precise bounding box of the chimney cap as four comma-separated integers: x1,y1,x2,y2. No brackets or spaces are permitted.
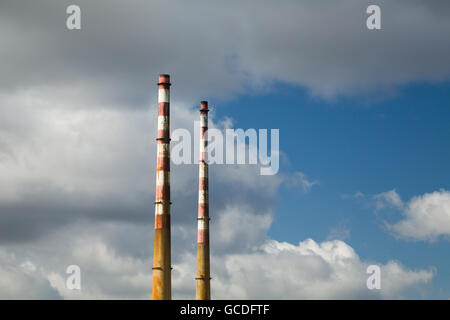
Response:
200,101,209,112
158,74,171,85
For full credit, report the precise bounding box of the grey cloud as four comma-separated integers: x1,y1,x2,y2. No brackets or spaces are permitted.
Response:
0,0,449,103
0,94,280,245
0,248,61,299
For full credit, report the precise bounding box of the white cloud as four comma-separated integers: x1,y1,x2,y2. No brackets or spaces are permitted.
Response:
213,205,273,253
351,189,450,241
326,224,351,241
47,236,154,299
342,191,365,199
0,202,435,299
373,189,404,210
284,171,319,192
388,189,450,241
3,230,435,300
205,239,432,299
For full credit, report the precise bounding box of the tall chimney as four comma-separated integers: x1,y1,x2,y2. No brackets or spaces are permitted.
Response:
152,74,171,300
196,101,211,300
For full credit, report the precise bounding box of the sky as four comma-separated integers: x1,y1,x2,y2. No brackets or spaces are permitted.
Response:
0,0,449,299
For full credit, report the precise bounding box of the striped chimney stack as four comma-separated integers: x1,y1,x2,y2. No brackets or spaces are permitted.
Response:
196,101,211,300
152,74,172,300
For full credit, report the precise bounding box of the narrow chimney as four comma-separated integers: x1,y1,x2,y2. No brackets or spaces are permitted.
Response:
196,101,211,300
152,74,171,300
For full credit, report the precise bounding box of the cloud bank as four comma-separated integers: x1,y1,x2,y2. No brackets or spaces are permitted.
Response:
0,0,446,298
0,0,449,101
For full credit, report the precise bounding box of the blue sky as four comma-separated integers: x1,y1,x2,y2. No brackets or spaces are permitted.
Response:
214,82,450,298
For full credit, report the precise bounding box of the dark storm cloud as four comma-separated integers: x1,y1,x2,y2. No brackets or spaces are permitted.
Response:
0,166,278,245
0,200,151,244
0,0,244,105
0,0,449,103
